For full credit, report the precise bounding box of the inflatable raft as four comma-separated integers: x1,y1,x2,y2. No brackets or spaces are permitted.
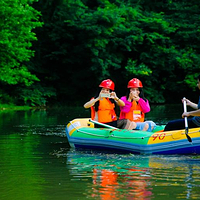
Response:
66,118,200,154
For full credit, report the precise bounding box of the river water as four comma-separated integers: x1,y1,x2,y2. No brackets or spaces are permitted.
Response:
0,105,200,200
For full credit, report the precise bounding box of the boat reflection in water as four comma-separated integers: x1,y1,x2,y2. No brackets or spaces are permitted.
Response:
66,150,200,199
92,167,152,199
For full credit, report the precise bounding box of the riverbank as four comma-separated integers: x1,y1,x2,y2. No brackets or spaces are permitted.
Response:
0,104,31,111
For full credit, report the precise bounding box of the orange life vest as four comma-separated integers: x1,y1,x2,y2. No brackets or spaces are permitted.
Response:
124,101,144,122
91,98,117,123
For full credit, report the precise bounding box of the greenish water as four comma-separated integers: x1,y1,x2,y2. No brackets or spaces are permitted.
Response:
0,105,200,200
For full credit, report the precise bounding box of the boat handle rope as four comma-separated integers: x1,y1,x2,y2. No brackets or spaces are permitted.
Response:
69,121,107,137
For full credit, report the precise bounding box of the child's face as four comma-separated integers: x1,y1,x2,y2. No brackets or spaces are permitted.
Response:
101,88,110,93
130,88,140,96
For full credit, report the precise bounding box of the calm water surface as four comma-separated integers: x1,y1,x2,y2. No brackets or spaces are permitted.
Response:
0,105,200,200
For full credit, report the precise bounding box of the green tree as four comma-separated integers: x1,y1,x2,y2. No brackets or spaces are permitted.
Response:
54,0,178,103
30,0,200,105
139,0,200,102
0,0,43,105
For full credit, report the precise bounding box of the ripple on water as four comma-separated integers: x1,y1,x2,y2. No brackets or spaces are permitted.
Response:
62,150,200,199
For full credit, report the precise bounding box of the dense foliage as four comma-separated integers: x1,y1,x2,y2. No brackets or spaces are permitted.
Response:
1,0,200,106
0,0,44,105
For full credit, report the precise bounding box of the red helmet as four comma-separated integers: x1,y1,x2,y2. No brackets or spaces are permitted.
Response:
127,78,143,88
99,79,115,90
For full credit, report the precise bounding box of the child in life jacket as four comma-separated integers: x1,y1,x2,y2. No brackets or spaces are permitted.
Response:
119,78,156,132
84,79,136,129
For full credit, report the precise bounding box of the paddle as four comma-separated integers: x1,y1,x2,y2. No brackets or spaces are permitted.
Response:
183,97,192,143
89,119,118,130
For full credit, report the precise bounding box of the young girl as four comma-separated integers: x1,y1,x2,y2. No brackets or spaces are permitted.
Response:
84,79,136,129
119,78,156,131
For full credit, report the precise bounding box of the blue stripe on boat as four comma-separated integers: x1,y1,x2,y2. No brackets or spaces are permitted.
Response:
67,136,200,155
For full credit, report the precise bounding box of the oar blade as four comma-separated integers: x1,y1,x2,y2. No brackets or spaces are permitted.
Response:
185,127,192,143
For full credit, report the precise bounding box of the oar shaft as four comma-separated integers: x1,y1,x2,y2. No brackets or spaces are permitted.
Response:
89,119,118,130
183,97,192,143
183,98,188,128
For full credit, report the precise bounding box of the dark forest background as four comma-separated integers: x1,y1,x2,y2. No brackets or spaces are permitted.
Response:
0,0,200,107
